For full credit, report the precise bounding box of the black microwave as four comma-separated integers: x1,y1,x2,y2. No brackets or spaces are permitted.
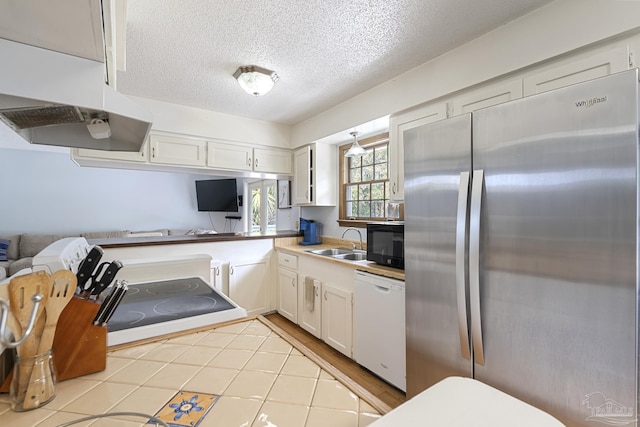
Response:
367,222,404,269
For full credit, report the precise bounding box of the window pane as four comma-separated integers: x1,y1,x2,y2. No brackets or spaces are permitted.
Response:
350,156,361,168
372,201,385,218
350,168,361,183
251,188,261,231
374,163,387,180
358,184,370,200
375,146,387,163
385,181,390,199
267,184,276,230
358,201,371,217
346,201,355,217
362,150,374,166
362,165,373,181
371,182,385,200
346,184,358,201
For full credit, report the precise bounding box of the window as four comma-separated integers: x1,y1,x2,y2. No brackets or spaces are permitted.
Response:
338,133,401,228
248,180,277,232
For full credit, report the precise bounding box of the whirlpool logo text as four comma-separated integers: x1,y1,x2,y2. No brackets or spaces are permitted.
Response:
575,96,608,108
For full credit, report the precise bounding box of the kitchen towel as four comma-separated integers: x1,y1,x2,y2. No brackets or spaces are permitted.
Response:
305,276,316,311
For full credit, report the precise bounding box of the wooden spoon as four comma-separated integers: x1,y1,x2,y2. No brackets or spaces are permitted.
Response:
8,271,50,357
0,283,21,349
24,270,77,409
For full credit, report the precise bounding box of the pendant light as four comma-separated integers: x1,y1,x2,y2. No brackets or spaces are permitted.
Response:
345,131,366,157
233,65,279,96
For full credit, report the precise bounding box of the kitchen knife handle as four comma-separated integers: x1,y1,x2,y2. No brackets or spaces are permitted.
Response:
456,171,471,361
470,169,485,366
76,246,104,292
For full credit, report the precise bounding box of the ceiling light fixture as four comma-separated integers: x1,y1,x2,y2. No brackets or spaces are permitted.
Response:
345,131,366,157
233,65,279,96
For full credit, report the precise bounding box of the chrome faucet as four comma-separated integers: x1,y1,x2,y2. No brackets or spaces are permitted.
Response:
341,227,363,251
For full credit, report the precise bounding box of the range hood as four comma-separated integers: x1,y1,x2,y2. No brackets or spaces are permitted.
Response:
0,38,152,152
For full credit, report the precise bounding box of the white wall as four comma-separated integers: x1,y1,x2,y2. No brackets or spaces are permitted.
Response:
0,147,244,235
131,96,291,149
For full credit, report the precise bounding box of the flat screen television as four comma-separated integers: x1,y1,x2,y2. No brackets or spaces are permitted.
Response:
195,178,239,212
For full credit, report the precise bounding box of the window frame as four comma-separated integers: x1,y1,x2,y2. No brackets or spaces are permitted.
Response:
338,132,402,228
246,179,277,233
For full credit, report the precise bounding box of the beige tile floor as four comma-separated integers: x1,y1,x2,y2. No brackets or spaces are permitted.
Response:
0,319,382,426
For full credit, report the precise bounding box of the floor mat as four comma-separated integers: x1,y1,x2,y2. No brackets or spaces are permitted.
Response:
151,390,220,427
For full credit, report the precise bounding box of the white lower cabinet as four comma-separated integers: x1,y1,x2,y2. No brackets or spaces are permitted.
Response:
298,275,322,339
211,260,229,296
278,268,298,323
321,283,353,358
229,257,270,316
294,254,355,357
277,252,298,323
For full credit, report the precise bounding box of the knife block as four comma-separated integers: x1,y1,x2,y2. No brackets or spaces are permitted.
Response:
0,297,107,392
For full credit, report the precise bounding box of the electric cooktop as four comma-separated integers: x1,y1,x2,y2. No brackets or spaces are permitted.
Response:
108,277,235,332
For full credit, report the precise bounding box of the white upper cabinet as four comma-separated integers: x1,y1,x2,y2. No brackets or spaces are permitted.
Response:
449,77,523,116
72,143,148,164
293,146,311,205
389,102,446,202
208,140,292,175
149,134,206,166
523,47,629,96
293,143,336,206
254,147,292,175
207,140,253,171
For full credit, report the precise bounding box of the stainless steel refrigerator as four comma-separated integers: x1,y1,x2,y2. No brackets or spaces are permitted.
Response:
404,69,639,427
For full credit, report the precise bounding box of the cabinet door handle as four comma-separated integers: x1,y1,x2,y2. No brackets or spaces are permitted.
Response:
392,182,397,194
215,267,220,277
230,266,234,275
324,290,328,300
152,147,156,158
248,157,252,167
255,158,259,168
292,278,295,287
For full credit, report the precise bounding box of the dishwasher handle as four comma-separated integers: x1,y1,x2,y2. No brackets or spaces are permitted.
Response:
374,284,391,293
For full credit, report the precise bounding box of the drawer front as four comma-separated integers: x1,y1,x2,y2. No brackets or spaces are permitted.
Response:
278,252,298,270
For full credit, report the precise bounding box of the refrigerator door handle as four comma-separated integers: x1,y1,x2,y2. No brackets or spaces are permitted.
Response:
470,169,485,366
455,171,471,361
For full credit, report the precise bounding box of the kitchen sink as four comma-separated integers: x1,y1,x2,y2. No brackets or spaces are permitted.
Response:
306,248,367,262
335,252,367,261
306,248,353,256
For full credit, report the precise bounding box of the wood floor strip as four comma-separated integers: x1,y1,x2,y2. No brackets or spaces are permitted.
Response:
258,314,394,415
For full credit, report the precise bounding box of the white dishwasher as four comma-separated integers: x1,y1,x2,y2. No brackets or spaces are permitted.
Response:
354,270,406,391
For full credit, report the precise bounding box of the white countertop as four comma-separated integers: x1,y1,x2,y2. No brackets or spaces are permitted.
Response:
371,377,565,427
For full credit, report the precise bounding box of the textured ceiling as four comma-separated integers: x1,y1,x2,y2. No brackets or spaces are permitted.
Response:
116,0,552,126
